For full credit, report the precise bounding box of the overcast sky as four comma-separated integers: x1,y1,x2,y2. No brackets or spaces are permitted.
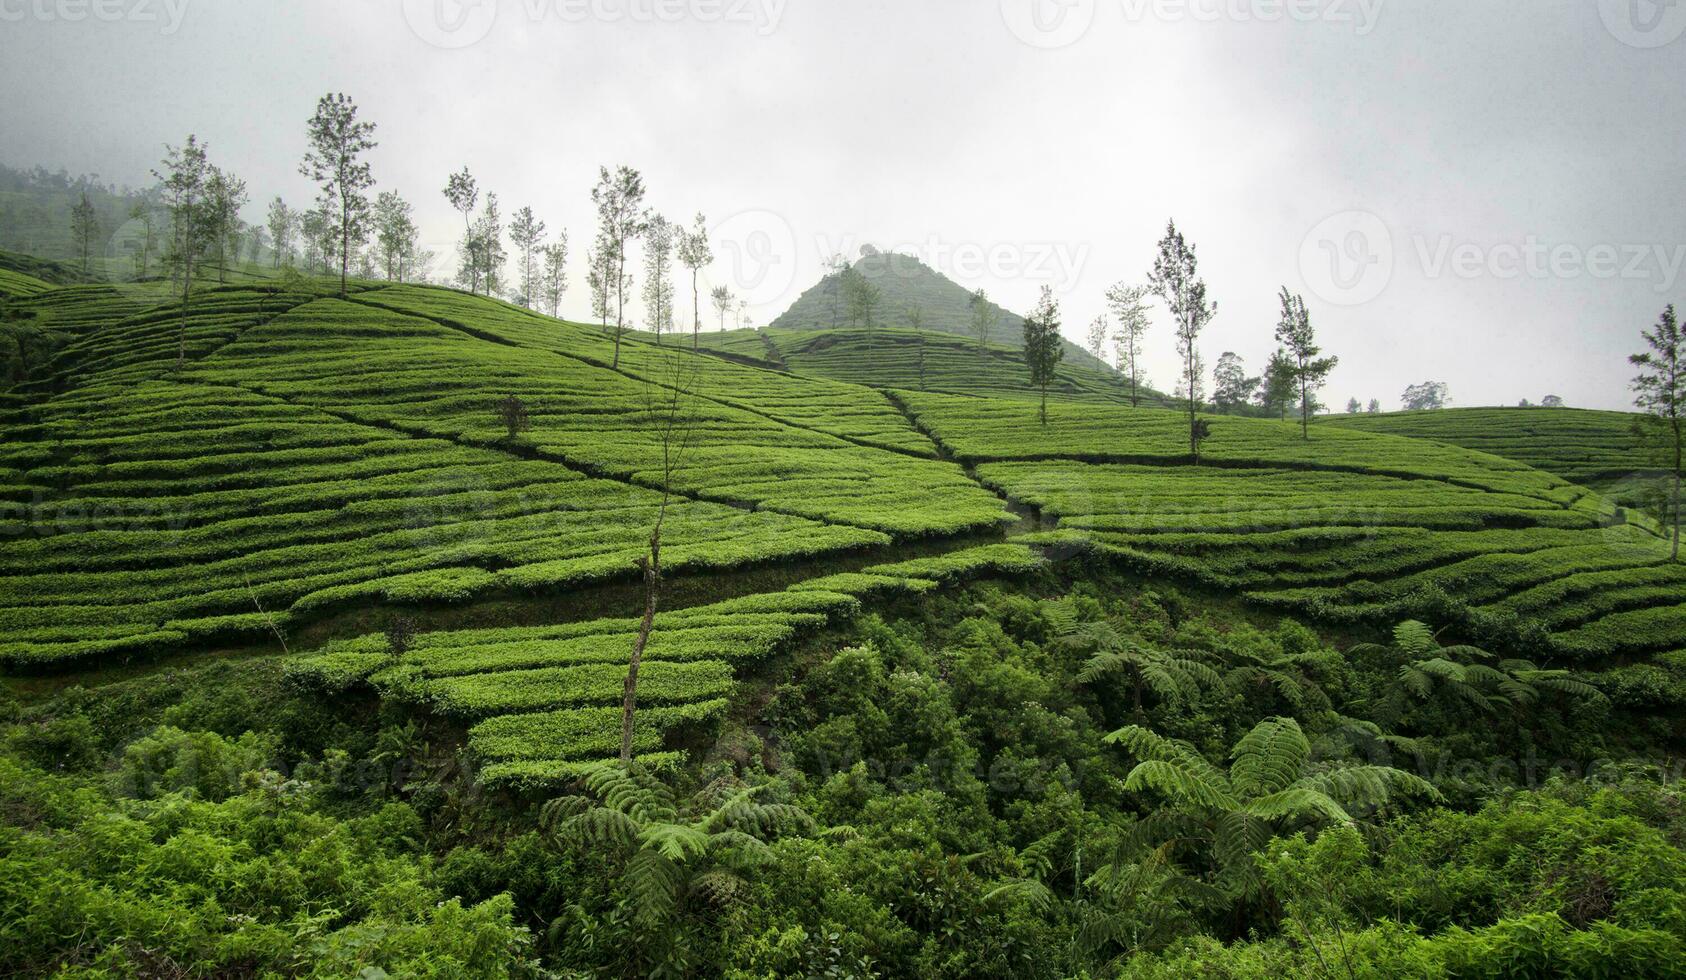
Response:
3,0,1683,410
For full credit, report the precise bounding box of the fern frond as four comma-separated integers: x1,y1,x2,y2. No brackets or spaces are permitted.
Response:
1230,717,1310,799
625,849,682,930
1523,672,1602,700
1212,809,1271,871
1392,620,1439,657
984,877,1056,914
637,822,710,863
1242,787,1353,826
1124,760,1238,811
1397,665,1434,699
1301,764,1442,809
557,806,641,851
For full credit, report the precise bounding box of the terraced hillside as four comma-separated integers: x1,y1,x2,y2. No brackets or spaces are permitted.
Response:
763,326,1167,404
0,266,53,298
4,277,1684,781
898,391,1683,660
1323,407,1657,491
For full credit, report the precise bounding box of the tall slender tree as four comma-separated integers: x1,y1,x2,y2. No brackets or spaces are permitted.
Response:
153,135,211,367
266,197,295,268
373,190,418,281
443,166,480,293
247,225,268,266
204,167,247,283
299,92,377,298
620,358,699,762
642,214,675,344
473,193,507,296
538,233,568,317
69,192,98,274
128,200,157,279
1086,313,1108,360
591,165,648,368
587,243,613,329
969,287,995,354
1023,285,1065,426
1631,304,1685,560
676,212,712,351
1105,282,1152,408
1148,221,1217,461
711,284,733,332
509,205,546,306
843,266,881,360
1275,287,1338,439
822,253,848,328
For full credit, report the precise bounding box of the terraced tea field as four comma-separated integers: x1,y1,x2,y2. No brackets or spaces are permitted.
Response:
1324,407,1658,491
3,278,1683,780
897,391,1682,659
287,542,1043,783
760,326,1160,404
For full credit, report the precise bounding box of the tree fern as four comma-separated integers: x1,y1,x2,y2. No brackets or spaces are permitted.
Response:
1228,716,1310,798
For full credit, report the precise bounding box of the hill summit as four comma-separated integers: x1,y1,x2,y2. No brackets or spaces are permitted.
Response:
770,247,1107,370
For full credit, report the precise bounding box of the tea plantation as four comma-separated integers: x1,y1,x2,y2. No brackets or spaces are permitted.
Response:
1324,406,1660,491
3,276,1684,978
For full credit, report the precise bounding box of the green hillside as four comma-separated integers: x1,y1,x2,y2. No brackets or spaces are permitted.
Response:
1322,406,1658,491
768,325,1167,403
898,391,1682,659
3,272,1684,977
770,249,1110,371
5,277,1680,694
0,266,53,298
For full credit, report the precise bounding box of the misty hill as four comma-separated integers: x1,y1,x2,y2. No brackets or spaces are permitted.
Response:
770,248,1109,371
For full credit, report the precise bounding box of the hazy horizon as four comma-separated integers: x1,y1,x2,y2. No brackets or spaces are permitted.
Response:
4,0,1683,410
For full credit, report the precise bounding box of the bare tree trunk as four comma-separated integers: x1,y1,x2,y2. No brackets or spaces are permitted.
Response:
340,198,349,298
620,523,662,763
1674,418,1681,561
613,249,625,368
177,251,192,368
692,269,700,351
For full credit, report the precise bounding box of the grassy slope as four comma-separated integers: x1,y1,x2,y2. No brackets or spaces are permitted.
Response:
5,276,1685,780
1323,406,1659,490
764,325,1171,405
769,250,1110,371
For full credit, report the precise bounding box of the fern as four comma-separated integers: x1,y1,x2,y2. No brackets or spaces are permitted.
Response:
1228,716,1309,798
